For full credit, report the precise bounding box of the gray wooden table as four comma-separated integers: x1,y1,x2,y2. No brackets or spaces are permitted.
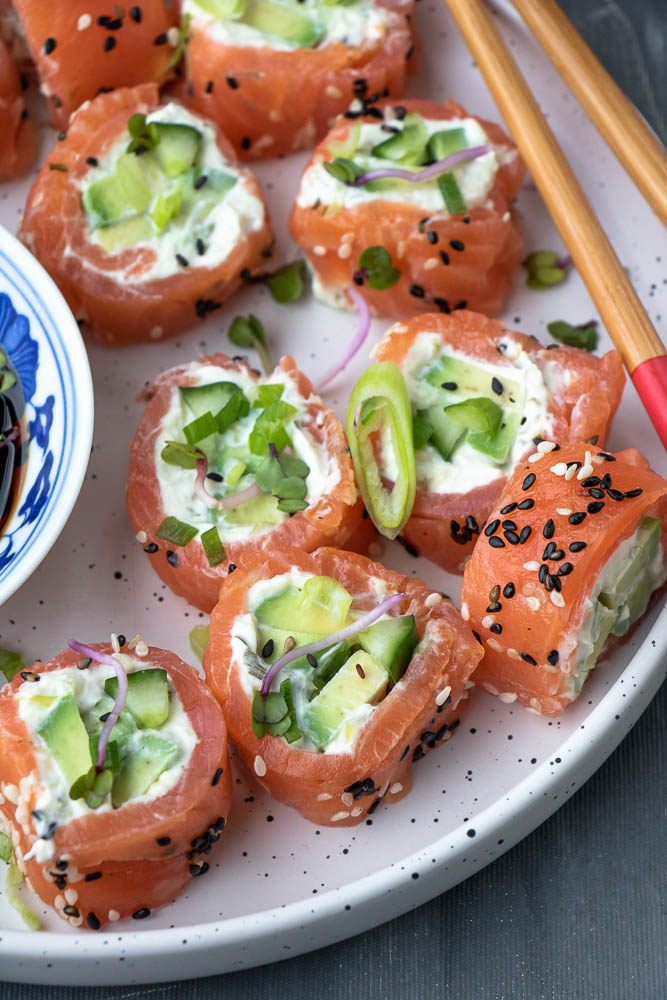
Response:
2,2,665,998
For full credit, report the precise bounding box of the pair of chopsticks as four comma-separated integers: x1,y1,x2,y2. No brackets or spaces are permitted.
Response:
444,0,667,450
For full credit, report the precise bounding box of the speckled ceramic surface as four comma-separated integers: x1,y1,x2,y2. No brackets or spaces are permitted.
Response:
0,0,665,986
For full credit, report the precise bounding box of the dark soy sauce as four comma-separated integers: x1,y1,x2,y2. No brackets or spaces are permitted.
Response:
0,355,26,533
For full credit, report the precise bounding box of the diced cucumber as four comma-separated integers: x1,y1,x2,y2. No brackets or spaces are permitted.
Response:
88,698,137,749
105,669,170,730
152,188,183,229
153,123,202,178
371,114,429,165
305,650,388,750
426,127,468,162
599,517,661,612
37,694,93,788
445,397,503,437
240,0,323,46
357,615,418,685
311,639,351,692
222,491,283,527
179,382,243,419
423,404,465,460
111,733,179,807
468,411,521,463
84,153,153,227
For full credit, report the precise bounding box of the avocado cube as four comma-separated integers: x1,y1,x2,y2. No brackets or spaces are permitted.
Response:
111,733,179,807
37,694,93,788
357,615,418,685
305,650,388,750
105,669,170,730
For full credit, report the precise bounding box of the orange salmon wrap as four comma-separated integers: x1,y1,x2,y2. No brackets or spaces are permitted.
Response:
126,353,374,612
11,0,177,130
289,98,526,319
18,84,273,347
181,0,415,161
0,642,232,930
461,444,667,717
0,37,38,181
373,310,625,574
204,547,483,826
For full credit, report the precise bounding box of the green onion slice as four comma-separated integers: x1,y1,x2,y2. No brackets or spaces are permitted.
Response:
156,516,198,546
346,362,416,540
0,831,12,862
437,172,466,215
183,410,218,445
325,120,361,158
201,526,226,567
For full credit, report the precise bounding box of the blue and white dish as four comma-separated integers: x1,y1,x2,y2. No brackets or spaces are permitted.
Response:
0,226,93,606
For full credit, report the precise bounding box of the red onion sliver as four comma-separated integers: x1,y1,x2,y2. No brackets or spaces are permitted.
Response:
315,285,371,391
68,639,128,773
260,592,405,696
195,456,261,509
350,145,491,187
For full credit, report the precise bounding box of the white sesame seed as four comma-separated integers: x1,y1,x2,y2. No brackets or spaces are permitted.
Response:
564,463,578,481
461,602,470,621
487,637,503,652
425,592,441,608
351,806,363,817
317,792,332,801
423,257,439,270
528,452,542,463
325,85,343,98
577,463,594,480
525,706,542,716
110,633,120,654
330,811,350,822
537,440,557,453
523,561,540,571
529,698,542,713
64,888,78,906
149,325,163,340
390,323,408,334
550,462,567,476
556,508,572,516
269,109,283,123
481,615,495,628
54,895,65,911
313,245,326,256
507,648,521,661
483,682,499,696
337,243,352,259
396,240,406,258
167,26,180,47
390,782,403,795
592,455,604,464
253,755,266,777
499,692,518,703
135,640,148,657
349,98,363,113
527,596,541,611
77,13,92,30
108,909,120,922
69,913,84,928
550,591,566,607
341,792,353,807
135,530,148,544
435,684,451,705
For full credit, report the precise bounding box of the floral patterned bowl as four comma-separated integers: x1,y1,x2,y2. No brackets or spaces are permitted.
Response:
0,226,93,605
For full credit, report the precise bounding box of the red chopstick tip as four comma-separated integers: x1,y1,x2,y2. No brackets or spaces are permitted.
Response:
631,355,667,452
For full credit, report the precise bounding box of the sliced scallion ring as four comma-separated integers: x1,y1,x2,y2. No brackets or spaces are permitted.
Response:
346,362,416,540
201,525,226,567
156,516,198,546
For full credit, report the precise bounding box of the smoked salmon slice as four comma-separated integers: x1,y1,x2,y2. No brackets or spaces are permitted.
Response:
290,98,526,318
0,640,232,929
460,444,667,716
204,546,482,826
372,310,625,574
0,37,37,181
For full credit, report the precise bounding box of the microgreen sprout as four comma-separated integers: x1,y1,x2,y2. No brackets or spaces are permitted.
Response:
68,639,128,774
228,314,273,374
356,246,401,290
523,251,574,289
547,319,599,352
266,261,307,303
126,113,159,155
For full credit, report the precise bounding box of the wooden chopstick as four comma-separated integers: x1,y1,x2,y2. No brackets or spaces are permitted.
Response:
512,0,667,228
443,0,667,450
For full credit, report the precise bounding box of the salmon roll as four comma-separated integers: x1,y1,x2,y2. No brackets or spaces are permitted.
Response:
11,0,177,130
180,0,415,160
372,310,625,573
0,37,38,180
204,547,481,826
289,98,525,318
126,352,374,613
19,84,272,347
0,635,232,929
460,444,667,717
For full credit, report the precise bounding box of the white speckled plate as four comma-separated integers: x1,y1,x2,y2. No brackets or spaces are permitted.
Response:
0,0,665,986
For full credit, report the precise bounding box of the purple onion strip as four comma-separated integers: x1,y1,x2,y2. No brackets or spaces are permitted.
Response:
195,456,261,509
315,285,371,391
349,145,491,187
68,639,128,773
260,592,405,696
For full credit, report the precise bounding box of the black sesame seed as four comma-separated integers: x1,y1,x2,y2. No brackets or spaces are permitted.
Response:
569,541,587,552
607,488,625,501
156,836,171,846
623,488,643,498
395,106,407,119
55,859,68,871
449,239,465,251
205,79,214,94
588,488,605,499
520,652,537,665
191,862,210,877
154,32,168,45
486,602,502,614
133,908,151,920
484,518,500,536
581,476,600,488
241,137,251,150
86,156,99,167
143,542,158,554
587,501,605,514
228,563,237,573
63,906,80,918
500,502,517,515
489,584,501,602
426,230,439,245
44,38,57,55
87,913,101,930
206,471,223,482
261,639,274,658
600,473,612,489
196,238,206,256
194,174,208,190
472,630,482,644
550,549,565,561
175,253,189,268
557,562,573,576
597,452,616,462
503,582,515,599
502,519,517,530
77,657,92,670
490,623,502,634
568,512,586,525
211,767,223,787
84,871,103,882
166,550,179,567
397,535,419,557
544,574,554,592
54,876,67,890
434,297,451,313
539,564,549,584
549,574,562,592
489,536,505,548
491,377,503,396
399,744,410,761
543,542,556,559
226,75,239,89
441,381,458,391
453,300,468,310
522,473,536,491
104,36,116,52
107,18,123,30
547,649,559,665
306,653,318,668
130,6,142,22
504,530,520,545
409,284,425,298
543,519,555,539
519,526,532,544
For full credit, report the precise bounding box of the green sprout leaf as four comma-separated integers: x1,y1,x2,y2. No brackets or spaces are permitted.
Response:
547,320,599,352
323,157,363,184
228,314,273,374
267,261,307,303
358,246,401,290
0,831,12,863
161,440,203,469
523,250,571,289
161,13,191,76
